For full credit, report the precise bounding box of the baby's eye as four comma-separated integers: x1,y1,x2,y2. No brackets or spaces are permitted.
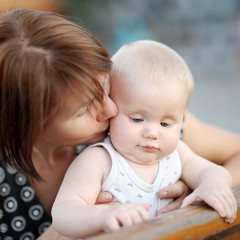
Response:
131,118,143,123
161,122,169,127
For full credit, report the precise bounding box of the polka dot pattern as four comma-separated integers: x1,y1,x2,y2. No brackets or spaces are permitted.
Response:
0,160,51,239
4,197,18,213
0,183,11,197
29,205,44,221
20,187,35,202
11,216,26,232
15,173,27,186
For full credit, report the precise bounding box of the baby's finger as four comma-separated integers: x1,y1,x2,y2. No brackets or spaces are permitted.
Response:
102,217,121,232
130,211,146,225
127,205,149,225
118,212,134,227
205,196,226,218
138,205,150,221
181,192,202,208
221,193,237,223
229,192,237,216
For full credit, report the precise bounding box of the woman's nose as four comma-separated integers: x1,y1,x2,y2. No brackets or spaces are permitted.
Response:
96,95,118,122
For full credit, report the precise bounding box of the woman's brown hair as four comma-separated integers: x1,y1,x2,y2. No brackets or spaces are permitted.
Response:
0,9,112,178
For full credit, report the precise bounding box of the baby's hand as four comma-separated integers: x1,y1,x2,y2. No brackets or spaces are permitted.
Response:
181,181,237,223
100,203,150,232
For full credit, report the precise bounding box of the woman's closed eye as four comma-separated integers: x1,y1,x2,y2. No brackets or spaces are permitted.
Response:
76,98,95,117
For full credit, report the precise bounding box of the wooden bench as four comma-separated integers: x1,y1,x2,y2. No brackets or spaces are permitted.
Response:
90,187,240,240
39,187,240,240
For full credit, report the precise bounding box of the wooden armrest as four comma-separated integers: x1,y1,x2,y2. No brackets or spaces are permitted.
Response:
38,187,240,240
90,187,240,240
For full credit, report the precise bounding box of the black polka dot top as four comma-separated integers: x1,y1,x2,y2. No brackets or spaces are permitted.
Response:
0,160,51,240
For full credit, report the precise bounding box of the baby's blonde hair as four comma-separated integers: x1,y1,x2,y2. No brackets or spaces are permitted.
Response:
111,40,194,106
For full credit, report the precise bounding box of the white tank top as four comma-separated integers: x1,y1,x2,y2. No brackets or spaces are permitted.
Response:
90,136,182,218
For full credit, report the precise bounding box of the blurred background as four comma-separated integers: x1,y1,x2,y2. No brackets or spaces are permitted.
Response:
1,0,240,134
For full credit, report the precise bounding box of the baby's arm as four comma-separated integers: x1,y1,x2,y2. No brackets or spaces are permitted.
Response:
51,147,149,238
178,140,237,223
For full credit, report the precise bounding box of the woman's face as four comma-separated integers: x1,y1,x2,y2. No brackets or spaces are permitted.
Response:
42,74,118,146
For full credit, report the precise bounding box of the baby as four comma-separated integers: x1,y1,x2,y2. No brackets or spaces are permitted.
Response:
52,40,237,238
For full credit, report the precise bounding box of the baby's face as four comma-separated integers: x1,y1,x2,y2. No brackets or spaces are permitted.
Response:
109,72,188,165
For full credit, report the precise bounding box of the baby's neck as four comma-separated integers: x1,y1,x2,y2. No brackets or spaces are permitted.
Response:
127,160,159,184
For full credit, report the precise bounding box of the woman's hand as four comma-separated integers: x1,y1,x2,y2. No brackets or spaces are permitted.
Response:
157,180,191,215
96,191,114,204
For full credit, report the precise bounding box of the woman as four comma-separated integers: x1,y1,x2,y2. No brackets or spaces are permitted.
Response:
0,9,239,239
0,8,117,239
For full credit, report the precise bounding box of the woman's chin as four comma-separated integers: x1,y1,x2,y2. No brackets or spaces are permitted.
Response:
89,131,108,144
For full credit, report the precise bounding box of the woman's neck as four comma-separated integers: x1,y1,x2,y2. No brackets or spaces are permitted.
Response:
33,138,63,164
29,138,76,216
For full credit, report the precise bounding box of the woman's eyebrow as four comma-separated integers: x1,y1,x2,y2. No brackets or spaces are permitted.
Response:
75,97,96,113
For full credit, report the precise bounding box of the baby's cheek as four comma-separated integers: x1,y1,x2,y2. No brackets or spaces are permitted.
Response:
165,136,179,155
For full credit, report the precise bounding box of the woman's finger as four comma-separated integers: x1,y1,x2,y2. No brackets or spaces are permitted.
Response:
159,180,190,199
96,191,113,204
